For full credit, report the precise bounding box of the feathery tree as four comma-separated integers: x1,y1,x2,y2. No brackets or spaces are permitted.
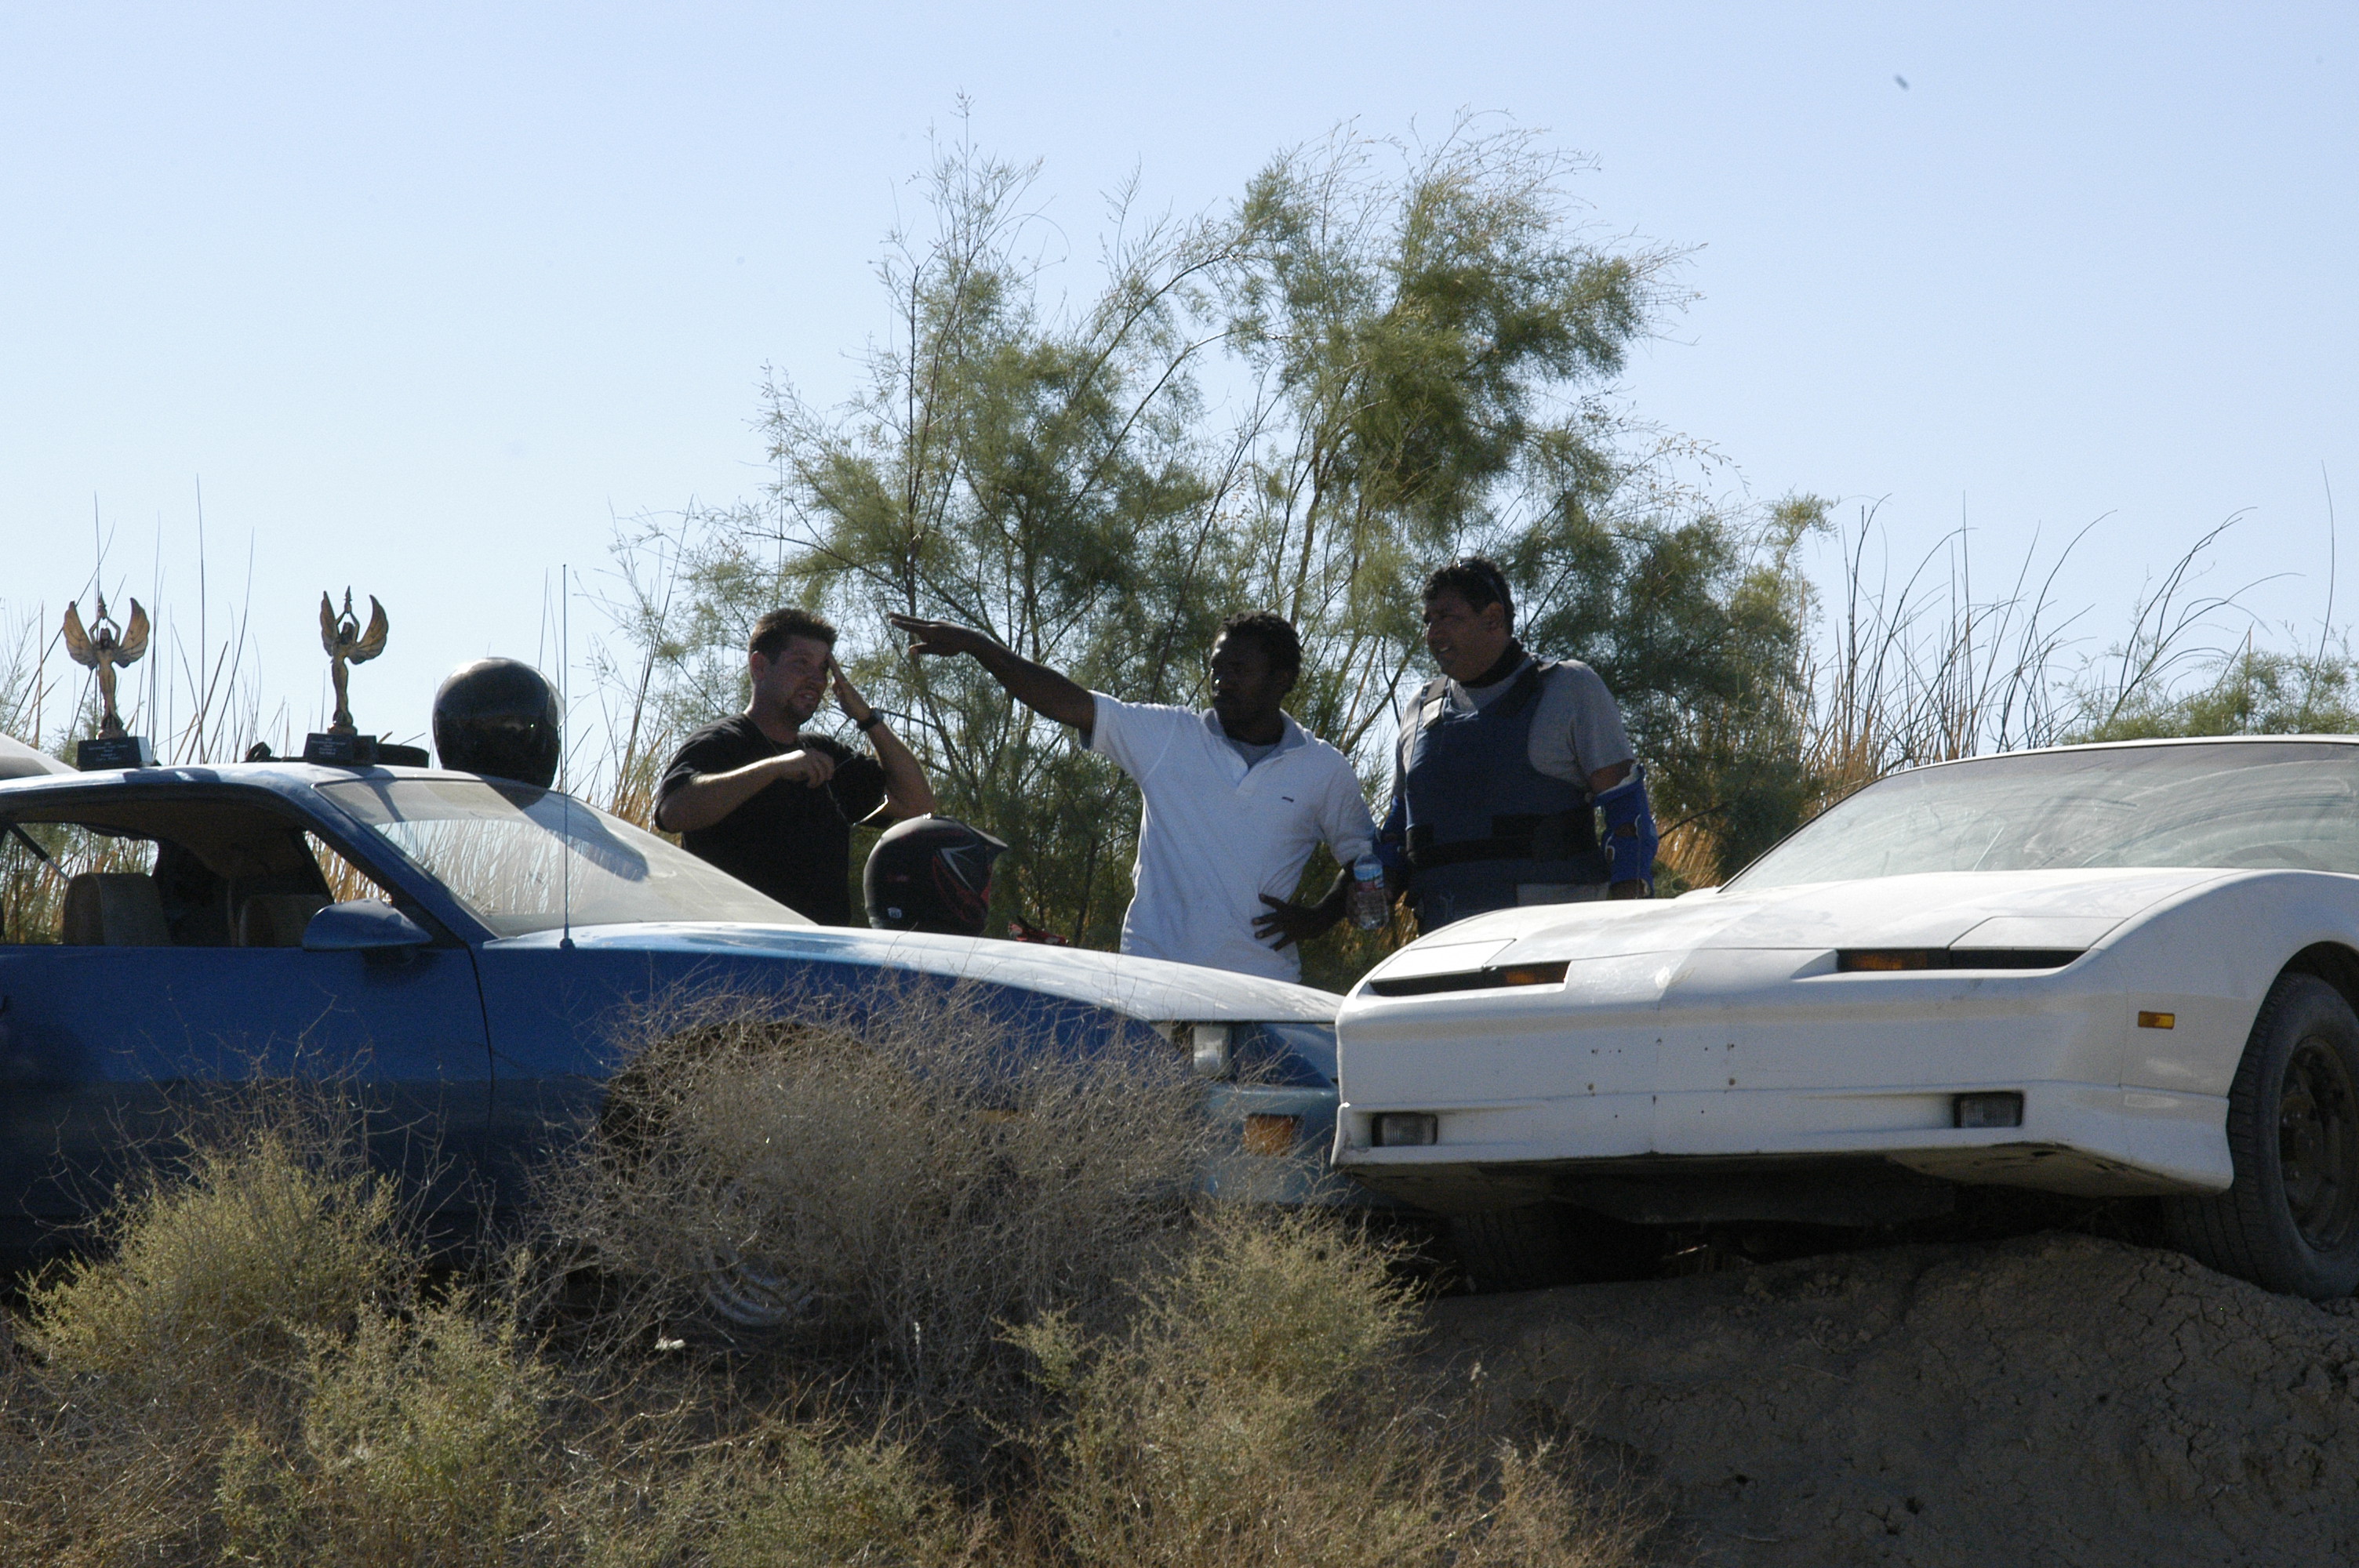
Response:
608,120,1820,980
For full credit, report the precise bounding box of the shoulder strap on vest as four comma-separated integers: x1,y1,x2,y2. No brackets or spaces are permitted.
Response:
1489,661,1548,720
1412,675,1451,733
1413,661,1551,730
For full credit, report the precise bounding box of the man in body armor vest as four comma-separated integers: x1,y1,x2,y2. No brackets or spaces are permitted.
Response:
1376,557,1657,931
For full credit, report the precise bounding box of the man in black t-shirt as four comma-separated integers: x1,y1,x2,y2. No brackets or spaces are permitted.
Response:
654,608,935,924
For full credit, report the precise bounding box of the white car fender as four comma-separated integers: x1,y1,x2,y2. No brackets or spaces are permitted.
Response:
2096,871,2359,1095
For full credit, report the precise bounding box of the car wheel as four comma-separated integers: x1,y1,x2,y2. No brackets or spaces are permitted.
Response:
1448,1204,1656,1293
693,1175,816,1330
2162,972,2359,1299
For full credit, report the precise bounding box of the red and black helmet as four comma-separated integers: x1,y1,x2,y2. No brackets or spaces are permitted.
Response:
863,815,1009,937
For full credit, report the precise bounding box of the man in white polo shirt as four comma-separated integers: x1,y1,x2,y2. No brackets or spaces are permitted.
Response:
888,609,1376,982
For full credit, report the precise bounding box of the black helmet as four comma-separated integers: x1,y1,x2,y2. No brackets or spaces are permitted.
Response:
863,815,1008,936
432,659,562,787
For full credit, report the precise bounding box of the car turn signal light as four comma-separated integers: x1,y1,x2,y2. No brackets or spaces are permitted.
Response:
2138,1011,2175,1029
1841,949,1932,971
1242,1113,1299,1155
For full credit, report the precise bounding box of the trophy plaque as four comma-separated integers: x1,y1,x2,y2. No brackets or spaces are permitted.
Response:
64,595,154,770
304,589,396,765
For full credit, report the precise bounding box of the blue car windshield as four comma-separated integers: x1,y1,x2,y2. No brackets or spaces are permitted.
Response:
1731,741,2359,891
321,777,808,937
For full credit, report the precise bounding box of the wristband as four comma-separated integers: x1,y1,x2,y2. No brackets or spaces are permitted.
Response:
855,711,884,732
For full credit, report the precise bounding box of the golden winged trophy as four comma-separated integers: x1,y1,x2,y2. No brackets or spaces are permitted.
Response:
63,593,154,769
301,589,393,764
320,589,388,734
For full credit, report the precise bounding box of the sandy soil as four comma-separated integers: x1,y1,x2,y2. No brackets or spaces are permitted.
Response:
1423,1232,2359,1566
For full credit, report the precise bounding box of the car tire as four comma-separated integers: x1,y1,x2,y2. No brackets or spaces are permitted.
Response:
692,1175,816,1330
2162,972,2359,1299
1448,1203,1656,1293
593,1022,847,1331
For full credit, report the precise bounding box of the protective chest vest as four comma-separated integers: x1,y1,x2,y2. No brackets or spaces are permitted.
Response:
1401,661,1606,928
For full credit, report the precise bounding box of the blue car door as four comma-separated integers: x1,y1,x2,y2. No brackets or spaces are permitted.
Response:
0,792,493,1243
0,940,492,1229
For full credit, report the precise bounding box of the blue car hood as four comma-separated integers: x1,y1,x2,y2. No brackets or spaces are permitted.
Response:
482,922,1341,1025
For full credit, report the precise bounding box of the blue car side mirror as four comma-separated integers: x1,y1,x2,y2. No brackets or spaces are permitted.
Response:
302,901,431,953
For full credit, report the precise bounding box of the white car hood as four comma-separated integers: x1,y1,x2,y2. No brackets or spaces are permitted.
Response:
500,920,1343,1024
1366,867,2228,982
0,733,73,780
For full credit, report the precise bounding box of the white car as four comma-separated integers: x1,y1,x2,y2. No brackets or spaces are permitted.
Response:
1332,735,2359,1298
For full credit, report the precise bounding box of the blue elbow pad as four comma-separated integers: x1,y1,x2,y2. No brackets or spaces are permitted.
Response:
1595,764,1657,890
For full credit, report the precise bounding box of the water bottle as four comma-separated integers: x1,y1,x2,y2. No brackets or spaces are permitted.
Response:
1349,851,1389,930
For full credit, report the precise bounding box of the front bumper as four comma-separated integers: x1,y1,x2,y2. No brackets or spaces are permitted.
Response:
1332,1080,2231,1211
1332,949,2239,1211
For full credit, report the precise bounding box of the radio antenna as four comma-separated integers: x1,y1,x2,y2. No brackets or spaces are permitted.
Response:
559,562,574,950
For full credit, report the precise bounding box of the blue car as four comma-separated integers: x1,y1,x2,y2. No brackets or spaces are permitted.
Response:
0,758,1364,1265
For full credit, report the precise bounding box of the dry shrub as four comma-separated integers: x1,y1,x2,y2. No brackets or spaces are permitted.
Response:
0,1103,419,1564
0,1357,216,1566
697,1425,983,1567
0,1029,1651,1566
1013,1206,1650,1568
24,1121,406,1402
543,983,1212,1395
0,1105,612,1568
216,1298,553,1565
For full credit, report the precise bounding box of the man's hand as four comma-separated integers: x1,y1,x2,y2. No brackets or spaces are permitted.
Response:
887,612,1097,730
773,749,836,789
828,656,876,724
891,615,998,660
1254,893,1340,950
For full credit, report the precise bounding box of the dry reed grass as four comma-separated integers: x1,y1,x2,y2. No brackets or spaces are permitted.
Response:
1651,508,2282,883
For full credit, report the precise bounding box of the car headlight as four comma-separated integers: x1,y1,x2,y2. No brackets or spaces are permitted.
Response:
1190,1023,1232,1078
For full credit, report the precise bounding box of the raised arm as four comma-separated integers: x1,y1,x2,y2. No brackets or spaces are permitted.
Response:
830,657,936,822
889,615,1097,731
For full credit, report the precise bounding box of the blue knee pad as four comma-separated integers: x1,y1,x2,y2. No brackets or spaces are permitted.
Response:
1595,765,1657,890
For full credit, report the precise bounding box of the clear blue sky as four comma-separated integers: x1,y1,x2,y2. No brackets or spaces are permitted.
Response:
5,3,2354,755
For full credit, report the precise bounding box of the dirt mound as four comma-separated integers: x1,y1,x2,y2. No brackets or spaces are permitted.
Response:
1423,1232,2359,1566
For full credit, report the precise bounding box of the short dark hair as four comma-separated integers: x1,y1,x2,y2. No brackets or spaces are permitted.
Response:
1422,556,1514,630
749,607,838,659
1216,610,1303,675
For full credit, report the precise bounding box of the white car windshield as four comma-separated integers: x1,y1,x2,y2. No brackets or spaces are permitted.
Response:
1732,741,2359,890
321,777,809,937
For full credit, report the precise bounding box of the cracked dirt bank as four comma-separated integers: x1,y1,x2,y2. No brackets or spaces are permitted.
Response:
1423,1232,2359,1566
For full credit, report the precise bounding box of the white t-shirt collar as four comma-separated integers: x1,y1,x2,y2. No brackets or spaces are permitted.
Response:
1202,707,1307,754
